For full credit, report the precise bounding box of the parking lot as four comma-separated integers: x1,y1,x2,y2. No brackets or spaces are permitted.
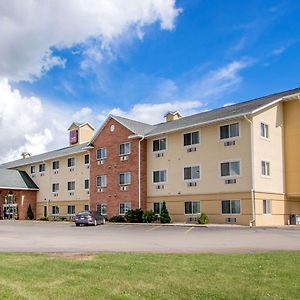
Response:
1,220,300,253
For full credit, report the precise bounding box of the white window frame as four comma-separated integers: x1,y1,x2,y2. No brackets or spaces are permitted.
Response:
52,183,59,193
96,175,107,188
67,181,75,191
119,172,131,186
96,148,107,160
52,206,60,216
52,160,59,170
260,122,270,140
67,205,75,215
30,165,35,174
263,199,272,215
67,157,75,168
221,199,241,215
152,138,167,152
96,203,107,215
220,160,241,178
84,179,89,190
39,163,45,173
84,154,90,165
183,165,201,181
261,160,271,177
184,201,201,215
120,142,131,156
153,170,167,184
153,202,163,215
119,202,131,215
183,130,200,147
219,122,240,141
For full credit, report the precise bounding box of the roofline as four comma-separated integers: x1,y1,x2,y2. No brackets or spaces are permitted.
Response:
68,122,95,131
0,186,39,191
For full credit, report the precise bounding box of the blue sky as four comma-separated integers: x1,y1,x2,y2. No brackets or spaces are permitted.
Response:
0,0,300,161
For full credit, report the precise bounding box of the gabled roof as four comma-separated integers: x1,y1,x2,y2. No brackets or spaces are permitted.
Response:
0,142,89,169
0,169,39,190
145,87,300,137
68,122,95,131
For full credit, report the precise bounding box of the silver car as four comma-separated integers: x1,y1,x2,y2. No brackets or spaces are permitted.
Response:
75,211,106,226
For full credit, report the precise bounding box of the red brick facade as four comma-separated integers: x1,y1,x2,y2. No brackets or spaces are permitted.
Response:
0,189,37,220
89,117,147,217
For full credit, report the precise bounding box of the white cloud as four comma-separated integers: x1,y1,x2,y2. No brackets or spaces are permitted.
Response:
0,0,181,81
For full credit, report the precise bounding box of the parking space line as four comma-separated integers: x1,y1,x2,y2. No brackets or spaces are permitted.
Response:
145,226,162,232
184,227,195,234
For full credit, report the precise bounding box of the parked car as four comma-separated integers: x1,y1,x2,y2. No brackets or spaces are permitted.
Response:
75,211,106,226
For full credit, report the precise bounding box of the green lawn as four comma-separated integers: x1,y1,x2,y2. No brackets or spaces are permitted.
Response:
0,252,299,300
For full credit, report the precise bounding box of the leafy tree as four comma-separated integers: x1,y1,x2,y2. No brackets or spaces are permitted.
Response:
160,202,171,224
27,204,34,220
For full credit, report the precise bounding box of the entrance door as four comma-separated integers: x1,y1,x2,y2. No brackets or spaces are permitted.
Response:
44,206,47,217
3,204,18,219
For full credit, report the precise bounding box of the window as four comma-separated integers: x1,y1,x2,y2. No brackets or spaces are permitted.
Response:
30,166,35,174
96,175,107,187
153,170,167,183
39,163,45,173
84,205,89,211
84,179,89,190
67,181,75,191
185,201,201,214
222,200,241,214
96,148,107,160
96,203,107,215
120,142,131,155
153,138,166,152
67,205,75,215
263,200,271,214
67,157,75,167
261,161,270,176
220,123,240,140
153,202,163,214
119,202,131,215
52,206,59,215
221,161,240,177
184,166,200,180
52,183,59,193
84,154,90,164
260,122,269,139
52,160,59,170
184,131,199,146
119,172,131,185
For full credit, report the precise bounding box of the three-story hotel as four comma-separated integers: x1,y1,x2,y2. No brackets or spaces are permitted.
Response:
1,87,300,226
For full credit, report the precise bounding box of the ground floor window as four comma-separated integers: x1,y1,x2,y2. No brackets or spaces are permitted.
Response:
84,205,89,211
221,200,241,214
184,201,201,214
263,200,271,214
52,206,59,215
119,202,131,215
67,205,75,215
153,202,163,214
96,203,107,215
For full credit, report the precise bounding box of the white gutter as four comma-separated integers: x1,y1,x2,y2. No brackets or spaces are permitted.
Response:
244,115,256,226
138,135,145,209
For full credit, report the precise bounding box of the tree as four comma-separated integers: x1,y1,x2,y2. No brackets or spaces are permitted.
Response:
27,204,34,220
160,202,171,223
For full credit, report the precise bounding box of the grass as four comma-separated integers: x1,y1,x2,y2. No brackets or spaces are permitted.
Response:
0,252,299,300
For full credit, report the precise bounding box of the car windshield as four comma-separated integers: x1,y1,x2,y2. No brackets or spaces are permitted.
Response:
78,211,90,216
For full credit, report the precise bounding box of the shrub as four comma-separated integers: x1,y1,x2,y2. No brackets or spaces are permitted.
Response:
160,202,171,224
39,217,49,221
198,212,209,224
27,204,34,220
58,216,67,221
142,210,156,223
125,209,144,223
109,215,126,223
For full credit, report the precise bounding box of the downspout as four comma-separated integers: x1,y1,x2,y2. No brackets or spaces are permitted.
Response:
244,115,256,226
138,136,145,209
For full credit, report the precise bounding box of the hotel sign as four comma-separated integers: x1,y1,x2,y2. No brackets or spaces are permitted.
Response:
70,130,78,144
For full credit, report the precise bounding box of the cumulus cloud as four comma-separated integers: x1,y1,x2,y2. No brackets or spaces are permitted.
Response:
0,0,181,81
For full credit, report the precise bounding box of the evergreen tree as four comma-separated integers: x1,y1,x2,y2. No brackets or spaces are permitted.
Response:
27,204,34,220
160,201,171,223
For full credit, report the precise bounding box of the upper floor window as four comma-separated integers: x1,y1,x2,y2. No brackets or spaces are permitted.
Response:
184,131,199,146
153,170,167,183
119,172,131,185
185,201,200,214
67,157,75,167
221,161,240,177
220,123,239,140
260,122,270,139
30,166,35,174
39,163,45,173
184,166,200,181
153,138,166,152
120,142,131,156
119,202,131,215
52,160,59,170
84,154,90,165
261,161,270,176
67,181,75,191
84,179,89,190
52,183,59,193
96,148,107,160
222,200,241,214
96,175,107,188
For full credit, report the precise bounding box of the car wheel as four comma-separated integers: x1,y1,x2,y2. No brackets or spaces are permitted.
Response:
94,219,97,226
102,218,106,225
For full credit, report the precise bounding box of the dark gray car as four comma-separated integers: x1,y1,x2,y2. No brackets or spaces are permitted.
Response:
75,211,106,226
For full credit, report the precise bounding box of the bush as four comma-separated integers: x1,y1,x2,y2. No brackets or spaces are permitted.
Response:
109,215,126,223
125,209,144,223
160,202,171,224
39,217,49,221
58,216,67,221
142,210,157,223
198,212,209,224
27,204,34,220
